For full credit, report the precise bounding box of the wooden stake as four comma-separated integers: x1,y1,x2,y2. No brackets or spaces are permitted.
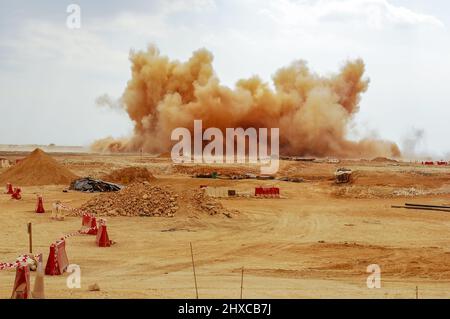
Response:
240,267,244,299
27,222,32,254
190,242,199,299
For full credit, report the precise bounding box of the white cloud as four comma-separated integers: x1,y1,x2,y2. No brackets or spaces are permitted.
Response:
261,0,444,30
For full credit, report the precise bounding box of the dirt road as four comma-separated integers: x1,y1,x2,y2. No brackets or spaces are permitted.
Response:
0,154,449,298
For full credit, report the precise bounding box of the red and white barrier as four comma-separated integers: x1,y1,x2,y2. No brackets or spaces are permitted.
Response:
11,266,31,299
81,213,98,235
11,187,21,200
96,219,112,247
255,187,280,198
45,239,69,276
0,254,38,271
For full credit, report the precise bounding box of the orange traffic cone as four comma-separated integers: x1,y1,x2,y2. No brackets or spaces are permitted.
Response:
96,220,112,247
36,195,45,214
11,266,31,299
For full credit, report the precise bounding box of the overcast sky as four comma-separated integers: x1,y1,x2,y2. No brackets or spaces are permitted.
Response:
0,0,449,157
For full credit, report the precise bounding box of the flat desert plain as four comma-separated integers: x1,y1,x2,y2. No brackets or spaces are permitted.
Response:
0,151,449,298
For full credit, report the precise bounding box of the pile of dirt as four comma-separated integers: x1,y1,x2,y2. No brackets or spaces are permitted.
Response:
76,182,238,218
77,182,178,217
102,167,155,185
192,189,230,216
0,148,78,186
371,157,398,163
173,164,258,176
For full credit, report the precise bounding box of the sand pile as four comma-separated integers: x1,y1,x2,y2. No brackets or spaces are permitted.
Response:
77,182,178,217
102,167,155,185
0,148,78,186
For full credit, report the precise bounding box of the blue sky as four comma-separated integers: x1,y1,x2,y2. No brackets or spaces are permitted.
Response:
0,0,449,157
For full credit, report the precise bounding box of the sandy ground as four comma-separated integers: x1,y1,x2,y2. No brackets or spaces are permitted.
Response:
0,152,450,299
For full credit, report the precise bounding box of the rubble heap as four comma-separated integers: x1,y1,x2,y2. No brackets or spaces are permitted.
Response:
77,182,178,217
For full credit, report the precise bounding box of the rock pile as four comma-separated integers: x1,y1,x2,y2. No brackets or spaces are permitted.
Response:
77,182,178,217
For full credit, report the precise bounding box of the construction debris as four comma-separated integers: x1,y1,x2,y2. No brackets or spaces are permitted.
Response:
70,178,122,193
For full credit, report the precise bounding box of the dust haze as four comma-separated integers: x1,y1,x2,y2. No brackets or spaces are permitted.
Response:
92,45,400,158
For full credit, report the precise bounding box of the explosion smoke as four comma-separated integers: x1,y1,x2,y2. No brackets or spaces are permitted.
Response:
92,45,400,158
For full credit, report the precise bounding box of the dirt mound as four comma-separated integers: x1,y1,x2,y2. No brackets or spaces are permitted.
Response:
77,182,178,217
192,189,230,216
76,182,237,218
371,157,398,163
173,164,258,176
0,148,78,186
102,167,155,185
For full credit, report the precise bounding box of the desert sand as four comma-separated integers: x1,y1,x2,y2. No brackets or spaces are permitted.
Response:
0,150,449,299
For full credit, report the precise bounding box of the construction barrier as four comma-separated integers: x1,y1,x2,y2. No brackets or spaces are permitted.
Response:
45,239,69,276
0,254,38,271
81,213,98,235
255,187,280,198
96,219,112,247
36,195,45,214
11,187,21,200
11,266,31,299
6,183,13,194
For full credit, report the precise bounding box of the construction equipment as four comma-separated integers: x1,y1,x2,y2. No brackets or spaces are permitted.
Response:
334,168,352,184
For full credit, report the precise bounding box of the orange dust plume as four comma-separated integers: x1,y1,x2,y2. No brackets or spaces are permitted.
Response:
92,45,400,158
